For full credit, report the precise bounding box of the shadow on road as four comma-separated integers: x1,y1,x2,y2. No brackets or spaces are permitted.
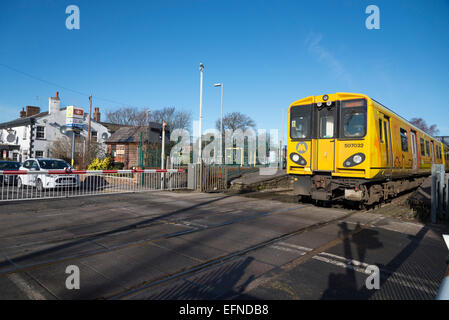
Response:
321,222,432,300
0,194,231,271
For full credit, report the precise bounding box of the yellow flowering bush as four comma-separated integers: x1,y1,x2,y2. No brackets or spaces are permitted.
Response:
88,157,113,170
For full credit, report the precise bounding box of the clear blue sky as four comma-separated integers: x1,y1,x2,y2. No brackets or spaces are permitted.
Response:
1,0,448,137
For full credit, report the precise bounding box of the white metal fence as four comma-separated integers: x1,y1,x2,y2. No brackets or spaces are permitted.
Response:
0,168,187,202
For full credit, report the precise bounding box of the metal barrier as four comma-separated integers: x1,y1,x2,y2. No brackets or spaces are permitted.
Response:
0,168,186,202
431,164,449,223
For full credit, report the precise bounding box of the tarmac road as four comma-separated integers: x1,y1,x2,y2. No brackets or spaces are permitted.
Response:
0,191,447,300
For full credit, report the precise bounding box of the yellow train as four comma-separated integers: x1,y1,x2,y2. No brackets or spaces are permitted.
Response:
287,92,449,204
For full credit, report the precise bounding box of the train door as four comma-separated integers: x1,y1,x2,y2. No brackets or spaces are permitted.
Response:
382,115,393,176
430,141,435,163
410,131,418,171
316,103,337,171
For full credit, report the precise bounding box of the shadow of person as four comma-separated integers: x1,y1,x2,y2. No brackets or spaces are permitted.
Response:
321,221,383,300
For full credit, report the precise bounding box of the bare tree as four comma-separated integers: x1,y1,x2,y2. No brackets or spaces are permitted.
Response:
150,107,192,130
410,118,440,136
106,106,191,130
50,135,105,168
105,107,148,126
216,112,256,131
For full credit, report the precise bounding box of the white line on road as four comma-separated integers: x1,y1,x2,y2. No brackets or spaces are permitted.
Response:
271,241,439,295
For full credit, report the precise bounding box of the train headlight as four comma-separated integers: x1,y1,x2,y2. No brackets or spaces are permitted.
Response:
317,102,322,107
290,152,307,166
343,153,366,167
353,155,363,164
323,94,329,101
326,101,332,106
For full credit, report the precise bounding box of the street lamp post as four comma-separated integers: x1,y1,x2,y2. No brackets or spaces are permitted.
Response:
214,83,224,164
198,63,204,191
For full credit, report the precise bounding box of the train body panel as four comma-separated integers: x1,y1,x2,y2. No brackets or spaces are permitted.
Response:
287,92,447,203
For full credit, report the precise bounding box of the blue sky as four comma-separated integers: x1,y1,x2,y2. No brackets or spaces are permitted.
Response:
1,0,448,137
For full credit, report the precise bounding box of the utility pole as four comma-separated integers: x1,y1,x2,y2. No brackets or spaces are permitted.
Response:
86,94,92,166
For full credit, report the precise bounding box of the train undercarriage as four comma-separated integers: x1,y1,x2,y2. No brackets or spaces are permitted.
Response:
293,173,428,205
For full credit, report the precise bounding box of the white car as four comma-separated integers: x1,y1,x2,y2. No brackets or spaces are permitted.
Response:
18,158,80,191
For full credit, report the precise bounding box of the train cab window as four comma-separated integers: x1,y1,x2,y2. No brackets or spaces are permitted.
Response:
341,99,367,138
319,115,335,138
400,128,408,152
290,105,312,139
420,138,425,156
425,140,430,157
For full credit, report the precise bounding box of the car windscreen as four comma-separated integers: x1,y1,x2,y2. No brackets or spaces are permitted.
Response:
38,160,70,170
0,162,20,170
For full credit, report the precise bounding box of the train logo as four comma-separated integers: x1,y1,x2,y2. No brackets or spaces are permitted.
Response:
296,142,308,154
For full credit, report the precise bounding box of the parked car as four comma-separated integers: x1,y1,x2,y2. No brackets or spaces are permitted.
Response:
18,158,80,191
0,160,21,185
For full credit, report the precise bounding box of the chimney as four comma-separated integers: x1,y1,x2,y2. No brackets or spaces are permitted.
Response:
93,107,101,122
25,106,40,117
20,108,26,118
48,91,61,114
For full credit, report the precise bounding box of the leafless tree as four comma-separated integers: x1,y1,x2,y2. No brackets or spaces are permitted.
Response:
105,107,148,126
106,106,192,130
216,112,256,132
410,117,440,136
150,107,192,131
49,135,105,169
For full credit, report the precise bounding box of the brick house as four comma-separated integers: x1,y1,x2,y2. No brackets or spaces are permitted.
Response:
105,123,170,169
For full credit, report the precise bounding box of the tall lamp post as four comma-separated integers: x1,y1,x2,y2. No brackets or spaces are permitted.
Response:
198,63,205,164
213,83,224,163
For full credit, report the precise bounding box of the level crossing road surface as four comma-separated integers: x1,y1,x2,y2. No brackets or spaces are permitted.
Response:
0,191,447,300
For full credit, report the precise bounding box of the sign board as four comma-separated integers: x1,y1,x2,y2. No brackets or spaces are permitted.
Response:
66,106,84,119
66,106,84,130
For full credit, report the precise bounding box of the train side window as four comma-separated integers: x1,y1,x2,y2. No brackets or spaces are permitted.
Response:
400,128,408,152
378,119,383,142
425,140,430,157
420,138,425,156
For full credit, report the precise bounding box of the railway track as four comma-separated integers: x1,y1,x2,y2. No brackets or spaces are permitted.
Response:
104,207,360,300
0,194,362,300
0,198,344,278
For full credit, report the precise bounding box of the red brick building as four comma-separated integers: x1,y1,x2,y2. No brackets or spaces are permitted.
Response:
105,123,170,169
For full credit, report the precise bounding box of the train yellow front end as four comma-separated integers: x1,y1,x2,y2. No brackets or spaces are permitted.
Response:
287,92,445,204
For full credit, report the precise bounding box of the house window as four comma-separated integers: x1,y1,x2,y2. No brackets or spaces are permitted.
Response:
35,150,44,158
92,131,97,142
12,153,18,161
36,126,45,140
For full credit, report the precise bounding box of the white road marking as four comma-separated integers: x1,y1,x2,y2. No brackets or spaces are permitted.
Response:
7,273,46,300
443,234,449,251
270,241,439,294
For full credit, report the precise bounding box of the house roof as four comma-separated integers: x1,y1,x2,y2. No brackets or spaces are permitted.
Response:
106,123,170,144
98,122,131,134
0,111,49,129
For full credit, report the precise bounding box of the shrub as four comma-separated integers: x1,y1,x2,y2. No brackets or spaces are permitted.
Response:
88,157,113,170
